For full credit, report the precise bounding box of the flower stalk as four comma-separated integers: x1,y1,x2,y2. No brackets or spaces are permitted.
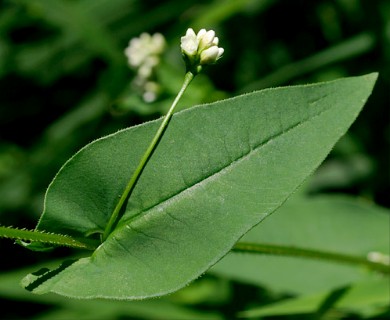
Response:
102,71,195,241
102,28,224,241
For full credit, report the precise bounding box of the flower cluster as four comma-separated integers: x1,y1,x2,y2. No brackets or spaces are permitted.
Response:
124,33,166,102
180,28,224,73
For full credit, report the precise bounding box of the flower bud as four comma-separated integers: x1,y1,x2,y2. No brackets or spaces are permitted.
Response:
200,46,224,65
198,30,215,51
181,28,198,57
180,28,223,73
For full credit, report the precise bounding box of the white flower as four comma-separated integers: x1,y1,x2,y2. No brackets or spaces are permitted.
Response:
197,29,215,51
143,81,161,103
200,45,224,65
125,33,165,69
180,28,223,72
124,32,166,102
180,28,198,57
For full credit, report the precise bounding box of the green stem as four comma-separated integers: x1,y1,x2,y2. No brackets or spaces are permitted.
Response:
2,224,388,275
0,225,98,250
102,71,196,241
233,242,390,275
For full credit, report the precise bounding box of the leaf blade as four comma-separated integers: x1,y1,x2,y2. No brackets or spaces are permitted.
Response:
26,73,378,299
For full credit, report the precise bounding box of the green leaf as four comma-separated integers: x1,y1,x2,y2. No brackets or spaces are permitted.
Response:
211,194,390,295
238,279,390,318
23,73,377,299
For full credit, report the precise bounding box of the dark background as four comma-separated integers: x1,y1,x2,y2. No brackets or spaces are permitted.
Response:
0,0,389,319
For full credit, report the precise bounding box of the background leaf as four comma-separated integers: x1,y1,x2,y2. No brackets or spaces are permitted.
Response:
239,279,390,318
210,193,390,317
0,262,223,320
211,194,390,295
23,74,377,299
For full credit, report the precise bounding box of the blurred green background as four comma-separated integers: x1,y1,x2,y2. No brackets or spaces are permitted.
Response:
0,0,389,319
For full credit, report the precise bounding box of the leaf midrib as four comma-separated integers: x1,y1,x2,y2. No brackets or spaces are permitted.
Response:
113,104,331,236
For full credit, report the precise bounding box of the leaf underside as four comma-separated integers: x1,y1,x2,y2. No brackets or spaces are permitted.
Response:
23,73,377,299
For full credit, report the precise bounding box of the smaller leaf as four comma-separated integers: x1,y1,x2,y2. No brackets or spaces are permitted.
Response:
239,280,390,318
0,262,223,320
211,195,390,294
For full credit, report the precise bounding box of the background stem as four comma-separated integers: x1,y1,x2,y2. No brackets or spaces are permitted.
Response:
233,242,390,275
2,224,387,275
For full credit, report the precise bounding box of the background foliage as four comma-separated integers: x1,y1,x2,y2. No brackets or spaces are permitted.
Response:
0,0,388,319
